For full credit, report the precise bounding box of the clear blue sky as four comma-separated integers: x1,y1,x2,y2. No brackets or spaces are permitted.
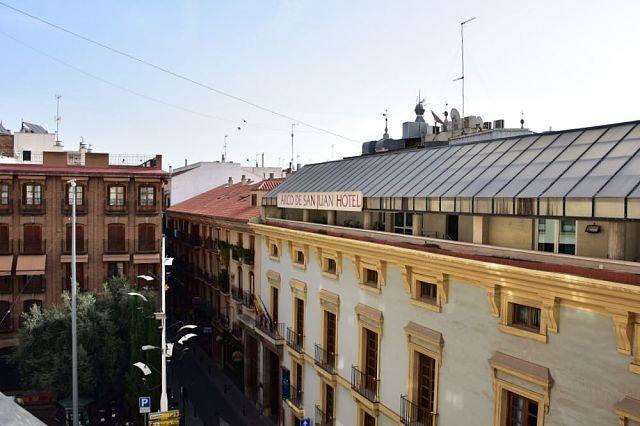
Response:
1,0,639,170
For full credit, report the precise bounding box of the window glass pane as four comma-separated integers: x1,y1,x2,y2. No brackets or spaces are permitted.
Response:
537,219,556,252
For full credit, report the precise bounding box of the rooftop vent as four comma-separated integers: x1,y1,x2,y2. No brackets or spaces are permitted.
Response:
493,119,505,129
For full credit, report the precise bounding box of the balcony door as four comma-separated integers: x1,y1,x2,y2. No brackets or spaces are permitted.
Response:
107,224,126,252
364,328,378,392
324,311,336,365
23,224,42,253
0,224,10,253
65,223,84,252
417,352,436,421
137,223,155,252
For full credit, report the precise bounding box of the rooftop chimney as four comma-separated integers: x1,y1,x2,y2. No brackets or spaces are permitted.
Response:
228,176,233,186
241,174,246,184
269,172,274,179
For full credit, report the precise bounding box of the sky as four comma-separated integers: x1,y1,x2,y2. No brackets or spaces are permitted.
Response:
1,0,639,171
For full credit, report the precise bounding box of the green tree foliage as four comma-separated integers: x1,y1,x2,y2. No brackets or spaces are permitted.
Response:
14,277,161,414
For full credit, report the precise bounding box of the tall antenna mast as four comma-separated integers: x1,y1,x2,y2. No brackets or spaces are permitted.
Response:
223,134,228,162
54,94,62,143
290,123,296,171
382,109,390,139
454,17,476,119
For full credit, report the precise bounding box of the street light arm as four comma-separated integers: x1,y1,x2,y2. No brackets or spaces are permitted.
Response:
177,333,197,345
127,292,149,303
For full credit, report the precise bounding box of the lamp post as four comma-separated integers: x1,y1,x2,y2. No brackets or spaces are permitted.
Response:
68,179,79,426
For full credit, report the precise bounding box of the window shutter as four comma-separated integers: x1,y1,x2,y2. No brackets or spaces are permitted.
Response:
0,224,9,252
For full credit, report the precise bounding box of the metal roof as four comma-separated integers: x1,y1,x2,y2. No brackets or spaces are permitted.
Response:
20,122,48,134
265,121,640,219
0,123,10,135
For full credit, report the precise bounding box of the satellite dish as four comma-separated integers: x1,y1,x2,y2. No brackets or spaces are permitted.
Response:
450,108,461,130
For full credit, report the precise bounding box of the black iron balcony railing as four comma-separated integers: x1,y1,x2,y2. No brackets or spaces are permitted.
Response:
61,239,88,255
61,199,87,215
0,278,12,294
242,290,254,309
242,250,255,265
314,344,336,374
351,366,379,403
136,238,160,253
215,313,230,329
203,238,219,252
286,327,304,353
400,395,435,426
231,286,243,302
20,200,46,215
255,317,285,341
104,239,128,254
219,275,230,293
286,384,303,409
231,322,243,340
0,239,13,255
315,405,334,426
22,276,46,293
20,239,46,255
0,316,14,333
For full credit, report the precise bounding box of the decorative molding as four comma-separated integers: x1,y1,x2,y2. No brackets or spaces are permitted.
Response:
266,270,281,288
542,297,560,333
487,285,501,317
611,311,633,355
319,289,340,313
289,278,307,300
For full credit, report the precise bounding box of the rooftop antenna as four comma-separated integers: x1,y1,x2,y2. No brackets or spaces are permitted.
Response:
290,123,296,171
382,109,390,139
54,94,62,145
223,134,228,162
520,111,525,129
453,17,476,121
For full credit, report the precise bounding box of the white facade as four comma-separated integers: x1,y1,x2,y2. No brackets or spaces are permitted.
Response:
169,162,284,205
13,131,61,154
257,234,640,426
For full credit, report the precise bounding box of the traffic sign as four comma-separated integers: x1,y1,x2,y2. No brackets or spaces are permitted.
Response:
301,417,311,426
149,410,180,426
139,396,151,414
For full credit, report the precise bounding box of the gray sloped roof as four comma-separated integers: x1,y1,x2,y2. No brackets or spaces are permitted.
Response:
266,120,640,200
0,122,10,135
0,393,46,426
20,122,48,134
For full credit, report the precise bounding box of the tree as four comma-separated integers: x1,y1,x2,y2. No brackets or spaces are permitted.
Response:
14,277,160,415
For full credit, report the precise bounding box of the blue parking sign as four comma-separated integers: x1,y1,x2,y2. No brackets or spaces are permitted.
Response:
301,418,311,426
139,396,151,414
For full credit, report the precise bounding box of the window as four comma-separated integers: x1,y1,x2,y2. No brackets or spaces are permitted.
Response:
23,183,42,205
325,258,337,275
108,185,126,206
511,304,541,332
65,223,85,253
536,219,575,255
67,184,84,205
354,304,382,402
138,186,155,207
22,150,31,162
446,214,459,241
0,224,10,254
251,194,258,206
364,268,378,287
506,391,538,426
22,299,42,315
137,223,156,252
107,261,125,278
271,286,279,325
324,383,335,423
269,242,279,259
295,297,304,348
64,263,85,292
394,212,413,234
107,223,126,252
296,250,305,265
324,310,337,368
0,183,9,205
418,280,437,304
363,410,376,426
23,224,42,253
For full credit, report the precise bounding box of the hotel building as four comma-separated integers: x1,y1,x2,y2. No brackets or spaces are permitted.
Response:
251,110,640,425
0,150,166,349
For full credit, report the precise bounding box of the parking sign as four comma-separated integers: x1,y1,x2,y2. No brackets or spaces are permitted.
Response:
139,396,151,414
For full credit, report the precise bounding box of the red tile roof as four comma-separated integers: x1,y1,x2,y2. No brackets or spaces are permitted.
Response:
256,178,286,191
0,163,167,177
168,179,284,222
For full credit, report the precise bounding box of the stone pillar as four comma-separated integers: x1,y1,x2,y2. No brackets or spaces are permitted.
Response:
608,221,626,260
363,212,373,230
473,215,489,244
384,212,393,233
327,210,336,225
302,209,310,222
412,213,423,236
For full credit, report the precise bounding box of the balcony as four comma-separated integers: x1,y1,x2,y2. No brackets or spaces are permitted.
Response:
351,366,379,403
218,272,230,294
285,384,303,410
22,276,46,293
286,327,304,353
61,199,88,216
0,317,14,333
241,250,255,266
231,286,243,302
203,237,219,252
314,344,336,374
136,238,160,253
215,313,230,329
400,395,435,426
242,291,255,309
61,239,88,255
20,239,46,255
0,239,13,255
231,322,243,340
104,239,128,254
315,405,334,426
104,200,128,216
255,317,285,342
62,277,86,293
20,200,46,215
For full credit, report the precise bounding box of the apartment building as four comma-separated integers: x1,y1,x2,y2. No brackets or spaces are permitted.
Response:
0,151,166,348
251,118,640,425
165,177,283,414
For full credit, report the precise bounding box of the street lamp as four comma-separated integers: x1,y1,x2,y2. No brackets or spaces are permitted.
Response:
68,179,79,426
127,292,149,303
177,333,197,345
132,362,152,376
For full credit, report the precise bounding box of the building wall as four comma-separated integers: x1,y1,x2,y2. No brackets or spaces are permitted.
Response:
259,231,640,426
13,132,60,154
488,216,533,250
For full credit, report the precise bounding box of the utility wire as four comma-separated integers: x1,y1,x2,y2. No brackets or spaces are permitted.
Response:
0,1,358,143
0,30,322,135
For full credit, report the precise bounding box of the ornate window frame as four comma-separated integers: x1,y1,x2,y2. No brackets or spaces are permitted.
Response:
495,290,558,343
404,321,443,420
402,266,449,313
317,289,340,381
288,242,308,270
317,247,342,280
354,303,383,412
490,351,552,426
351,255,385,294
267,237,281,261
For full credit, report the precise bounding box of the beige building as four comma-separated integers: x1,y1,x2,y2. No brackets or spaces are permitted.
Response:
247,117,640,425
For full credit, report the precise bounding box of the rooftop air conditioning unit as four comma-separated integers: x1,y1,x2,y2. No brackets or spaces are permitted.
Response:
493,119,505,129
483,122,492,130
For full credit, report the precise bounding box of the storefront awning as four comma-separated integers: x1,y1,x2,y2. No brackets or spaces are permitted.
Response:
60,254,89,263
16,255,46,275
133,253,161,264
0,255,13,276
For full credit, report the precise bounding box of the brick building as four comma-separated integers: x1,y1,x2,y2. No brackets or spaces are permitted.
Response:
0,151,167,348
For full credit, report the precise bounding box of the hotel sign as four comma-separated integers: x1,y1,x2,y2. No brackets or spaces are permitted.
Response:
277,191,363,212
